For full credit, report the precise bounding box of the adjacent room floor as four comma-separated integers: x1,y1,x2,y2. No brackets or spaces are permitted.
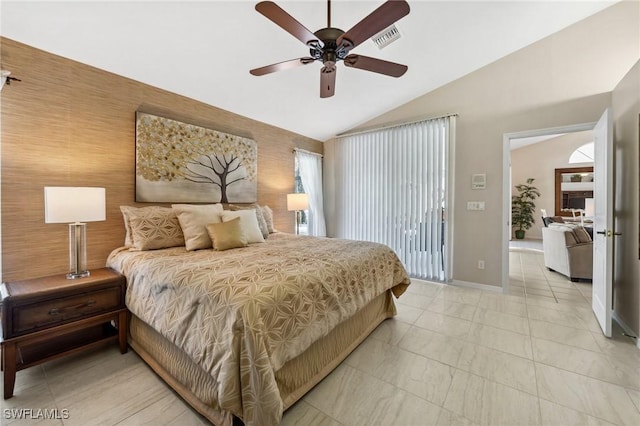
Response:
508,244,593,303
2,250,639,425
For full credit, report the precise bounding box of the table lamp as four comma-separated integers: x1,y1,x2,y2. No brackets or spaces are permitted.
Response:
287,193,308,235
44,187,106,279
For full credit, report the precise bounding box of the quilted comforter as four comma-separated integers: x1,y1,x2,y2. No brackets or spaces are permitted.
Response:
107,233,410,425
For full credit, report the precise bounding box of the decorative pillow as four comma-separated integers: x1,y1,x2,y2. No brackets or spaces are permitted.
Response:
206,218,248,251
228,204,268,239
564,231,578,246
121,207,134,247
171,204,224,251
120,206,185,251
573,226,592,243
543,216,565,227
260,205,275,233
220,210,265,244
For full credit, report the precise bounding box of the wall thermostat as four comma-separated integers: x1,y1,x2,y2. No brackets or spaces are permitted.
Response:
472,173,486,190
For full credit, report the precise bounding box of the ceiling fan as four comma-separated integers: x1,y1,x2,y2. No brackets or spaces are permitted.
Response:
250,0,410,98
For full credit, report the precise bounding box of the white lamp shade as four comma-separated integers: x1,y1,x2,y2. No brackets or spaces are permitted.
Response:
287,193,308,211
44,187,106,223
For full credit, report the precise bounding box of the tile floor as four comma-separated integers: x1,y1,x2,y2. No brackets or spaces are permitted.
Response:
2,250,639,425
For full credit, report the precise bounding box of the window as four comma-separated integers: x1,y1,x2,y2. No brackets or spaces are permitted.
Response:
333,116,455,281
569,142,594,163
294,150,326,236
294,157,308,235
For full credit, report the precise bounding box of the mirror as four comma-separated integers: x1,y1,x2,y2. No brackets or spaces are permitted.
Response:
555,166,594,217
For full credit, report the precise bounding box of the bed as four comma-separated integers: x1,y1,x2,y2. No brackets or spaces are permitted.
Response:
107,230,410,426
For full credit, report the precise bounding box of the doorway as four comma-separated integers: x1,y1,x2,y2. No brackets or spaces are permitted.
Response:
502,122,597,297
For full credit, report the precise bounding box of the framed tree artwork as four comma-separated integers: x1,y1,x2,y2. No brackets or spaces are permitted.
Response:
135,112,257,203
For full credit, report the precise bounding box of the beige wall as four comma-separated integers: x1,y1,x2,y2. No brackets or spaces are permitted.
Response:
612,60,640,338
325,1,639,287
0,37,323,282
511,131,594,240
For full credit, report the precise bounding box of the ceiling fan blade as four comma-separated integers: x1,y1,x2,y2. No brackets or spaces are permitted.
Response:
320,64,336,98
337,0,410,51
255,1,323,48
250,57,315,76
344,54,407,77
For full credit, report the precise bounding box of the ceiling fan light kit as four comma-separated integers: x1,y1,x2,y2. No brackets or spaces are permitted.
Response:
250,0,410,98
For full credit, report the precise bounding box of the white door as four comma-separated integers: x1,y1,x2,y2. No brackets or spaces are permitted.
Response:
592,108,614,337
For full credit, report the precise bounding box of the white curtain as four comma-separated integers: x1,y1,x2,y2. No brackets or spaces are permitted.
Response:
295,150,327,237
334,116,455,281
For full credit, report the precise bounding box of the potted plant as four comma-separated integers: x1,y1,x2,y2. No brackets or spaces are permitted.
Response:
571,174,582,182
511,178,541,239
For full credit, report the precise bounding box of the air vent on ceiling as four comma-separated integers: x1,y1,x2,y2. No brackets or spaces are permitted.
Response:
371,24,401,49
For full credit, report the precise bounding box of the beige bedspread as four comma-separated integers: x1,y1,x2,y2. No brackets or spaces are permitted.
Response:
107,233,410,426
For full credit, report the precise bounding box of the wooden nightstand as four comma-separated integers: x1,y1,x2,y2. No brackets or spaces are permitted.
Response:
0,268,127,399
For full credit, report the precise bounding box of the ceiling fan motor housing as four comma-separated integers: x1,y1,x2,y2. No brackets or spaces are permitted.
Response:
311,27,351,63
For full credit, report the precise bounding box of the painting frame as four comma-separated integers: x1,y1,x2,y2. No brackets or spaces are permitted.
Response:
135,112,257,203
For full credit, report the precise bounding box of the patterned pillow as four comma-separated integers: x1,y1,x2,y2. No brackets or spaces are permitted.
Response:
121,208,134,247
228,204,269,239
171,204,224,251
120,206,185,251
260,205,275,233
206,218,248,251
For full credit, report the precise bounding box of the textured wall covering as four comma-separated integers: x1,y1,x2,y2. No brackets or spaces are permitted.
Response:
0,37,323,281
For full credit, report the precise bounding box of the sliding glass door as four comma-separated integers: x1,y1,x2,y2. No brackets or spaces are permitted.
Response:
333,116,455,281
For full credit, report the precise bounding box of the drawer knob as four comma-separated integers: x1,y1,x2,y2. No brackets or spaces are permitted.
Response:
48,299,97,316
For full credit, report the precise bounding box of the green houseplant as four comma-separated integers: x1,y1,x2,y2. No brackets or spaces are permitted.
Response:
511,178,541,239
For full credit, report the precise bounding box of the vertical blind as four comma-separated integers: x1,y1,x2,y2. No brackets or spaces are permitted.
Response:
334,115,455,281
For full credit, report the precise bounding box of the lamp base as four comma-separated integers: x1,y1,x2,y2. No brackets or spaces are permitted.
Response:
68,222,89,280
67,270,90,280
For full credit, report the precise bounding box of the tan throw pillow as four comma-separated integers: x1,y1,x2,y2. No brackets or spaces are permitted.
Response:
548,216,565,224
206,218,248,251
573,226,592,243
260,205,275,233
171,204,224,251
120,206,185,251
228,204,268,239
220,210,265,244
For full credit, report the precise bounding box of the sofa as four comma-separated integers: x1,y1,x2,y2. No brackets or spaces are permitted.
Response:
541,223,593,281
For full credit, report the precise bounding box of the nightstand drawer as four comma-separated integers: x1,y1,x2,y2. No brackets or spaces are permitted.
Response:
12,287,121,336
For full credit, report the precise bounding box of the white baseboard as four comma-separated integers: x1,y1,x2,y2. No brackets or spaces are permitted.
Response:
410,278,444,286
509,247,544,253
449,279,503,293
409,278,502,293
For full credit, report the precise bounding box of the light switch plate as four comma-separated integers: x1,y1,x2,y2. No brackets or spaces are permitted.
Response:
467,201,485,211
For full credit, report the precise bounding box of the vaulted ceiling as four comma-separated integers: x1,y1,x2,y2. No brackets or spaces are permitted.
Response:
1,1,616,141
